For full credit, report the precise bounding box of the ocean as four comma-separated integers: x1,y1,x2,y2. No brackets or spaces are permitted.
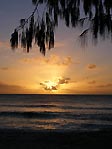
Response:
0,94,112,132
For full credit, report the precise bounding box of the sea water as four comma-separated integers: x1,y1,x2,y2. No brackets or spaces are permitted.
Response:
0,94,112,132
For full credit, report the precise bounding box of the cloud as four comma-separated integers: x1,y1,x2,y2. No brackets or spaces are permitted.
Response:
61,57,73,66
40,82,58,91
21,55,73,66
97,83,112,88
88,80,96,84
43,55,73,66
0,82,30,94
45,85,57,91
87,64,96,70
58,78,70,84
0,67,9,71
40,77,71,91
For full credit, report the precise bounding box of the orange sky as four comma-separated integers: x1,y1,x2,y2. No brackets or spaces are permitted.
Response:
0,1,112,94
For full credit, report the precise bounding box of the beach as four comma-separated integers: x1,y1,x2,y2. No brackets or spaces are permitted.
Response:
0,129,112,149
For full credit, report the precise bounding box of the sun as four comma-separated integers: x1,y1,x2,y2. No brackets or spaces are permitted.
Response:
40,77,71,93
45,80,58,90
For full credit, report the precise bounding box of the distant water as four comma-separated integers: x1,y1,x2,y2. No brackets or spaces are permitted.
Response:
0,94,112,132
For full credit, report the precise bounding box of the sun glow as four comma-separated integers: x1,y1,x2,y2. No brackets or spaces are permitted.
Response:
43,80,58,91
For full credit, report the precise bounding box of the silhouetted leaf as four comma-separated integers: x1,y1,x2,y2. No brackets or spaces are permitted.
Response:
10,0,112,55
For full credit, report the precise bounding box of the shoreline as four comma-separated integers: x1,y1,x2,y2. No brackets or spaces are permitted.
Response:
0,128,112,148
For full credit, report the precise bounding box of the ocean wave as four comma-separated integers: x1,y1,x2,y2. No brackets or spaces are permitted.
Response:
0,104,112,111
0,104,57,108
0,111,60,119
0,111,112,122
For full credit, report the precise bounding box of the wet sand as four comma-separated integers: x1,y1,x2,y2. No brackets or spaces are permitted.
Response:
0,129,112,149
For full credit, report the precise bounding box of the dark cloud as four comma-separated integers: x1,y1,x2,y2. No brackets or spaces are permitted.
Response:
40,83,44,86
88,80,96,84
88,64,96,69
97,83,112,88
0,82,29,93
0,67,9,70
40,82,58,91
45,86,57,91
58,78,70,84
51,86,57,90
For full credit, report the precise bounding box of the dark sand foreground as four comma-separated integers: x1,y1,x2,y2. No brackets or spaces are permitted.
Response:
0,129,112,149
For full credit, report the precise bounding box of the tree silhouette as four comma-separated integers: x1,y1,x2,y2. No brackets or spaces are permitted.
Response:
10,0,112,55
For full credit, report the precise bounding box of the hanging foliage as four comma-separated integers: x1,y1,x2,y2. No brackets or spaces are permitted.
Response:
10,0,112,54
10,29,18,49
10,1,55,56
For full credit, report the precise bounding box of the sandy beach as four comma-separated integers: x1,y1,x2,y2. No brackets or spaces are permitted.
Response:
0,129,112,149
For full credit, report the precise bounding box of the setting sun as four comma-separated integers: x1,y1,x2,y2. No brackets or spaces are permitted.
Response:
43,80,58,91
39,77,71,93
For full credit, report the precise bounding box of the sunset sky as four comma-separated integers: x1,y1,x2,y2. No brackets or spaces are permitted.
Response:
0,0,112,94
